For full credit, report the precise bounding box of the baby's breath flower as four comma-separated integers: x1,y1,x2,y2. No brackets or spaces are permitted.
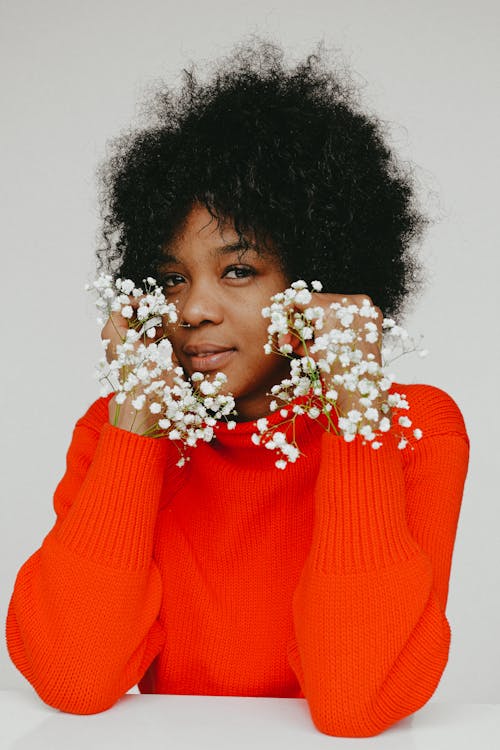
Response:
379,417,391,432
88,273,236,459
257,279,425,467
131,394,146,410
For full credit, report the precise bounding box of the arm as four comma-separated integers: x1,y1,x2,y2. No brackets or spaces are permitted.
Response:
6,397,177,715
287,385,469,737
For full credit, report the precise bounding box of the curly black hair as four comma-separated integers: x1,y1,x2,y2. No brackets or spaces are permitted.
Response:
97,36,428,318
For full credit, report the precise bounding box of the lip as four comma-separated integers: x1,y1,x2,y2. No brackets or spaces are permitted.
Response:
182,345,236,373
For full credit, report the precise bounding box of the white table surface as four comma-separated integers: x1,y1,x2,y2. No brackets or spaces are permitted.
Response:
1,690,498,749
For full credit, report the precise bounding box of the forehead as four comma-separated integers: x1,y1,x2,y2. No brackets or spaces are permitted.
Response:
163,204,274,265
172,204,240,244
162,241,257,266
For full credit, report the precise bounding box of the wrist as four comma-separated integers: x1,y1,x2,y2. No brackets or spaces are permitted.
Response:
108,395,158,436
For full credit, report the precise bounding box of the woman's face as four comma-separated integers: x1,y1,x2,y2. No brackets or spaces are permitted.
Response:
160,203,292,422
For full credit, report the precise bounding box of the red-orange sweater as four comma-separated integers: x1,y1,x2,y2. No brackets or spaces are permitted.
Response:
6,383,469,737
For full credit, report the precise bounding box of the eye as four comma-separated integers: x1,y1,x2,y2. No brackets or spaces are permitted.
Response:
224,265,256,280
162,273,185,289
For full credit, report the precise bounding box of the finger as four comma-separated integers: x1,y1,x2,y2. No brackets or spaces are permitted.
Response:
286,290,323,312
137,315,163,337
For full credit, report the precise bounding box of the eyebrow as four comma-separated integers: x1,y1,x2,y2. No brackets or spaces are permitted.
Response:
162,241,259,265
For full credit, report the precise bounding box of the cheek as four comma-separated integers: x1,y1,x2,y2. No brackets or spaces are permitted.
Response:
164,330,183,360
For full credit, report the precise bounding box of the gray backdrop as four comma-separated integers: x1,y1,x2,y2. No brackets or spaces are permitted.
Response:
1,0,498,702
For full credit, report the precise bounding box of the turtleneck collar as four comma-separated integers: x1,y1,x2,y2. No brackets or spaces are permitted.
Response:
201,395,337,469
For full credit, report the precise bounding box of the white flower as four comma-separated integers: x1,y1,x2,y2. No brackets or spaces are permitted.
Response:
273,431,286,445
199,380,216,396
379,376,392,391
294,289,312,306
413,428,423,439
338,417,352,431
347,409,362,423
131,394,146,410
275,459,287,470
92,275,424,463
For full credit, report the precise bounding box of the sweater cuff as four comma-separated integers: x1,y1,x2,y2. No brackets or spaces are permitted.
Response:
311,431,422,575
55,423,172,570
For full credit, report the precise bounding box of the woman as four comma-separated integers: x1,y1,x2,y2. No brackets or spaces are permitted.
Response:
6,39,469,737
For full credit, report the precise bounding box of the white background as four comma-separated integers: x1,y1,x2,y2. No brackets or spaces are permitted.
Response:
1,0,498,702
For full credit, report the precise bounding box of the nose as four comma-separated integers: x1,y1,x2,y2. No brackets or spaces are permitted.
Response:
177,281,224,328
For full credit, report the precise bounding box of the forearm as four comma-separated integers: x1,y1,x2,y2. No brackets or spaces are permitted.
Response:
289,432,450,737
53,423,168,567
6,542,165,714
6,423,172,713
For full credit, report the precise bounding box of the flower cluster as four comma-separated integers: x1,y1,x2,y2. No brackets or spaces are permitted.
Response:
86,274,236,465
257,280,425,469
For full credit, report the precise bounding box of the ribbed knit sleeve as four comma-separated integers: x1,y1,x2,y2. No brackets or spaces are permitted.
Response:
5,397,176,714
287,385,469,737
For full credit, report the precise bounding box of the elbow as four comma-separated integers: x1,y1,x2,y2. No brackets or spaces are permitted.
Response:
7,606,123,715
308,698,421,738
31,674,125,716
306,667,446,738
308,703,398,738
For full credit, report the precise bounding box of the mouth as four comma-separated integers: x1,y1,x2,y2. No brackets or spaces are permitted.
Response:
182,347,236,373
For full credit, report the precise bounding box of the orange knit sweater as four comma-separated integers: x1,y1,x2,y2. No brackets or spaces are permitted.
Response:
6,383,469,737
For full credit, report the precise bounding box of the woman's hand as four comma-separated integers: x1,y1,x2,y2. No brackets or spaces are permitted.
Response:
101,298,178,435
279,292,383,416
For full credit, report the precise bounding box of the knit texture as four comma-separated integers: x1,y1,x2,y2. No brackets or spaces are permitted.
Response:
5,383,469,737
